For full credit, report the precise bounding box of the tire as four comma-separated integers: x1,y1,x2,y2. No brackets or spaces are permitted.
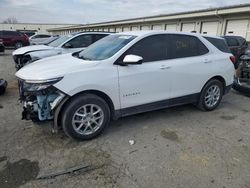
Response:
15,42,23,49
61,94,110,140
233,78,250,97
0,79,7,95
196,79,223,111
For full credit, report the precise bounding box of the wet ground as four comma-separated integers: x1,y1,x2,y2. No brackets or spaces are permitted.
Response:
0,50,250,188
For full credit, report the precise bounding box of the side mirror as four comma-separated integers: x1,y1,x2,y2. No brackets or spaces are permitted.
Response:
63,43,73,48
123,55,143,65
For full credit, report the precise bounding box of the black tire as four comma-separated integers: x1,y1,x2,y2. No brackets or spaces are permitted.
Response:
233,79,250,97
0,79,7,95
61,94,110,140
196,79,223,111
15,42,23,49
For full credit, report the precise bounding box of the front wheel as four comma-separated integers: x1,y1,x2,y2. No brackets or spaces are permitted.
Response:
196,79,223,111
61,94,110,140
15,42,23,49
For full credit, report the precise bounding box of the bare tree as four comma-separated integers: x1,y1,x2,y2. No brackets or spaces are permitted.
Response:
2,17,18,24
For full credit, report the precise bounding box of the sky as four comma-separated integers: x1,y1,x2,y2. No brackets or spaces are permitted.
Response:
0,0,249,24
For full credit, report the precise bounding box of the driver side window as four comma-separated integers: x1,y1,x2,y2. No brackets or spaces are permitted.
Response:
64,35,93,48
124,35,169,63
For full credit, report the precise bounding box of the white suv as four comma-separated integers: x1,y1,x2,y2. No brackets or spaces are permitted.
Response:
16,31,235,140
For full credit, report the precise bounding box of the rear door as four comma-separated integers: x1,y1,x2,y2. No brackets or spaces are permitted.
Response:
167,34,211,98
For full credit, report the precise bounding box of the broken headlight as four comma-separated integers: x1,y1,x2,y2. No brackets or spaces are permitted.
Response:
23,77,63,92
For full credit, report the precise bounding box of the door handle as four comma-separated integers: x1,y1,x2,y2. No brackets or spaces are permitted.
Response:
203,59,212,64
160,65,171,70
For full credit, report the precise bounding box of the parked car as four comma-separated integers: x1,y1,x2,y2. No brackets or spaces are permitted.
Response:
245,43,250,55
13,32,110,70
233,52,250,96
29,34,59,45
21,31,36,37
223,36,248,68
0,39,5,52
15,31,235,140
0,30,29,49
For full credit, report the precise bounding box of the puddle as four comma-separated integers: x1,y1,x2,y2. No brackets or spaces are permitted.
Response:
220,115,237,120
0,159,39,188
161,130,179,141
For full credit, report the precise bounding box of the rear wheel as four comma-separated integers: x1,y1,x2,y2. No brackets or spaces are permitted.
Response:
197,79,223,111
15,42,23,49
61,94,110,140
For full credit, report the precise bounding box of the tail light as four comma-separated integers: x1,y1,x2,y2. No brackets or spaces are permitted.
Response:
230,56,237,64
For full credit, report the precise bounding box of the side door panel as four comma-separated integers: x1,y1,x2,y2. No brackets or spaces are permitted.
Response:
168,55,213,98
118,61,172,109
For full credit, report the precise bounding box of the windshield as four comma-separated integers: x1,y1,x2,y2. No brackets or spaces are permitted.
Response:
78,34,136,61
48,35,72,47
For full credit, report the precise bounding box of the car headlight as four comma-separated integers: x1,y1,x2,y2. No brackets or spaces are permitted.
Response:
22,77,63,92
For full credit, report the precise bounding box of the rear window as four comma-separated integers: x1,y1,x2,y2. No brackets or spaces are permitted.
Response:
224,37,239,47
205,37,230,53
169,35,209,59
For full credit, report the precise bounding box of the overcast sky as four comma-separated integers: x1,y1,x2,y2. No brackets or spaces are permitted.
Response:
0,0,249,24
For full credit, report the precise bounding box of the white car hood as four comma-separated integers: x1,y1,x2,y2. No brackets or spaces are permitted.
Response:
15,53,97,81
12,45,54,55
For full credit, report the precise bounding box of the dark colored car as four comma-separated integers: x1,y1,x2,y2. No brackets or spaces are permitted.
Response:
245,43,250,55
0,30,30,49
0,39,5,52
223,36,248,61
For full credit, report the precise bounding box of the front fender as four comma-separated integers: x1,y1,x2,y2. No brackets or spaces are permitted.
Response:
53,66,120,110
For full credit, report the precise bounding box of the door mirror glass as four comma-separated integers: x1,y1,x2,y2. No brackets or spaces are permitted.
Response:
63,43,73,48
123,55,143,65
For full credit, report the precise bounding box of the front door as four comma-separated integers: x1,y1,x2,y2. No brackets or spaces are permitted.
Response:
117,34,172,110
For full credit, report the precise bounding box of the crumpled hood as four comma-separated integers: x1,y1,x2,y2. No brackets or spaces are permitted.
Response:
15,53,98,81
12,45,54,55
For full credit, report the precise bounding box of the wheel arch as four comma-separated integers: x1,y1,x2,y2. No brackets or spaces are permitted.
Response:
202,75,226,93
54,89,116,130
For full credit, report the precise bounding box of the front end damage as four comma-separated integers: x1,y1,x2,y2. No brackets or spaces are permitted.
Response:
18,78,67,131
13,54,32,70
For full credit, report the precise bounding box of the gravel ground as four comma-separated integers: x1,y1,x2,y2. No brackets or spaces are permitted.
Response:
0,50,250,188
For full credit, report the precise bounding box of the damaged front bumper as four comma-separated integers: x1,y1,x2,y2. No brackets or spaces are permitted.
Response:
21,91,65,121
18,79,67,130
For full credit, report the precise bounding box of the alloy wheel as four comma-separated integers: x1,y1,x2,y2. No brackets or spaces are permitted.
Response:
204,85,221,108
72,104,104,135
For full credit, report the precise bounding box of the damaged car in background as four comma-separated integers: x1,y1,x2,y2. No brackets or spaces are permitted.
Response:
12,32,110,70
16,31,235,140
233,53,250,96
